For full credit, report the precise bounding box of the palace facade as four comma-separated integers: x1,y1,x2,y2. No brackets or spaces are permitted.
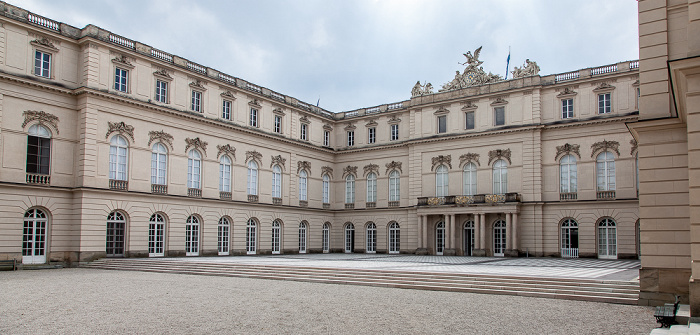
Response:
0,2,641,267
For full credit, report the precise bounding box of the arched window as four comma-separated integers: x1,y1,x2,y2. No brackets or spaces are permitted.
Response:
148,213,165,257
493,220,506,256
561,219,579,258
493,159,507,194
219,155,232,193
185,216,200,256
344,223,355,253
463,162,477,196
366,172,377,203
322,174,330,204
598,218,617,259
464,220,474,256
109,135,128,181
151,143,168,186
560,154,577,193
435,221,445,255
389,222,400,254
345,175,355,204
271,165,282,198
322,222,330,253
389,170,400,202
106,211,126,257
596,151,616,191
299,221,308,253
218,217,230,256
26,124,51,176
23,208,47,264
366,222,377,253
246,218,257,254
247,161,259,196
187,150,202,189
271,220,281,254
299,170,308,201
436,165,449,197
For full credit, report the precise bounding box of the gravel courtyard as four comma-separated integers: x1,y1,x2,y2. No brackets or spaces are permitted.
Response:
0,268,656,334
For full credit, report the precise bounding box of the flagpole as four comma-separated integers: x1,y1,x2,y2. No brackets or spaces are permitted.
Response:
505,46,511,79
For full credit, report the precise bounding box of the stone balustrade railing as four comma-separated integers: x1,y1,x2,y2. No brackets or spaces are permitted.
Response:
417,193,520,206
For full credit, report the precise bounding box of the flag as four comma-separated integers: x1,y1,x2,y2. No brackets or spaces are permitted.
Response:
316,98,320,107
505,47,511,80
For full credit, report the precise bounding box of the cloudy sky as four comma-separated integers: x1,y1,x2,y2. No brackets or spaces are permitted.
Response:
17,0,639,112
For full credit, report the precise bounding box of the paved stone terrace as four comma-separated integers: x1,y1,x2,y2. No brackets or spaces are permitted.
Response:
160,254,641,281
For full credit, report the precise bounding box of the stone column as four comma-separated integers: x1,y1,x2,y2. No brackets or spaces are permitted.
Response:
417,215,423,249
444,214,449,249
450,214,456,251
512,212,519,251
422,215,428,249
506,213,512,250
474,213,480,249
480,213,486,250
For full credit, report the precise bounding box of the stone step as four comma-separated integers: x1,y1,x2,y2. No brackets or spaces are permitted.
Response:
82,259,639,304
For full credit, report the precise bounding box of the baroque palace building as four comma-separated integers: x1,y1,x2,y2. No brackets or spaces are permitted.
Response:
0,2,641,267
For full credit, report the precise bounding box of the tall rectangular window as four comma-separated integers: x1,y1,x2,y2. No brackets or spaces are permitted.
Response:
274,115,282,134
323,130,330,146
437,115,447,133
34,50,51,78
598,93,611,114
250,108,259,127
390,124,399,141
300,123,308,141
114,68,128,92
155,80,168,103
222,100,231,120
368,127,376,144
347,131,355,146
465,111,475,129
562,99,573,119
26,135,50,174
191,91,202,112
494,107,505,126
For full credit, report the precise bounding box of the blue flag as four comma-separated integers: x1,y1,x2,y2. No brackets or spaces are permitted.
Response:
505,50,511,79
316,98,320,107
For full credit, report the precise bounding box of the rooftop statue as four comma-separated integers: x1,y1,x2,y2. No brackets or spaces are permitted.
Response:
411,81,434,97
511,59,541,78
460,46,484,71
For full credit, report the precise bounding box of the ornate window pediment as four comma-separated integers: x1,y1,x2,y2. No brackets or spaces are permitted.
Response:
148,130,173,149
342,165,358,178
461,101,478,111
490,96,509,106
298,161,311,174
385,161,402,174
434,106,450,115
556,87,578,98
488,149,511,165
321,166,334,178
270,155,286,170
217,144,236,159
30,37,58,52
153,69,173,80
388,115,401,124
363,164,379,177
105,121,134,141
365,119,378,127
273,108,285,116
344,123,356,131
555,143,580,161
323,124,333,131
299,116,310,124
459,153,480,167
220,90,236,99
189,80,206,91
431,155,452,171
185,137,208,156
111,54,134,69
249,99,262,108
593,82,615,92
22,110,59,134
245,150,262,165
591,140,620,157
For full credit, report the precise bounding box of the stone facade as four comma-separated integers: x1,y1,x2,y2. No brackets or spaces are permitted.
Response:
630,0,700,316
0,3,640,267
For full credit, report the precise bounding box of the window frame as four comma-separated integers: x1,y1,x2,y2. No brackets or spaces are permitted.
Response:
322,174,330,204
219,155,232,192
26,124,51,175
389,170,400,202
248,160,259,196
218,217,230,256
435,165,449,197
109,135,129,181
272,164,282,198
366,172,377,203
323,130,330,146
494,106,505,126
492,159,508,194
185,215,200,256
299,170,308,201
347,130,355,147
561,98,574,119
155,79,169,103
390,124,399,141
191,90,203,113
345,175,356,204
274,115,283,134
222,99,232,120
300,123,308,141
368,127,376,144
437,115,447,134
34,49,52,78
598,93,612,114
151,143,168,186
465,111,475,130
187,150,202,190
462,162,477,196
250,107,259,128
114,67,129,93
596,151,616,191
560,154,577,193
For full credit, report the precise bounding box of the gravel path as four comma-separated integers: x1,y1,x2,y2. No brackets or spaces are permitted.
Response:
0,268,656,334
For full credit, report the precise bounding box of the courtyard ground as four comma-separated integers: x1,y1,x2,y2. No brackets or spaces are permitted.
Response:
0,256,657,334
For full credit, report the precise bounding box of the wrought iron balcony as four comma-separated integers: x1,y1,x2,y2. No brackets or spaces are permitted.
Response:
417,193,520,207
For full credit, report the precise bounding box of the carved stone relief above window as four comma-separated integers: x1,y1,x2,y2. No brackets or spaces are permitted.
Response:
245,150,262,164
273,108,285,116
249,99,262,108
385,161,402,174
630,139,638,156
434,106,450,115
217,144,236,159
459,153,480,167
298,161,311,174
388,115,401,124
105,121,134,141
220,90,236,99
270,155,286,169
488,149,511,165
556,87,578,98
299,116,310,124
461,100,478,111
590,140,620,157
431,155,452,171
363,164,379,177
30,37,58,52
323,124,333,131
342,165,358,178
153,69,173,80
344,123,356,131
365,119,378,127
189,80,206,91
111,54,134,69
185,137,208,155
593,82,616,92
321,166,334,178
555,143,580,161
22,110,59,134
490,96,509,106
148,130,173,149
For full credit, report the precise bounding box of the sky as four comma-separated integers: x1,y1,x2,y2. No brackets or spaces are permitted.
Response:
15,0,639,113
